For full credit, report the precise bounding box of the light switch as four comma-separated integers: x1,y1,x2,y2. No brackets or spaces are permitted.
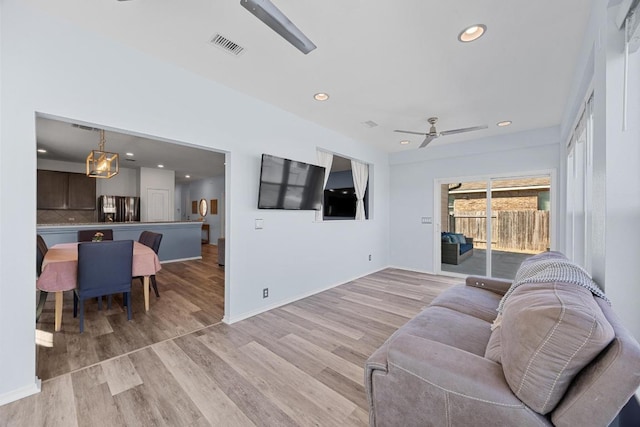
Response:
255,219,264,229
421,217,433,224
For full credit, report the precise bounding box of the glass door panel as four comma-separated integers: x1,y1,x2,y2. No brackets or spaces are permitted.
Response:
489,176,551,280
440,180,487,277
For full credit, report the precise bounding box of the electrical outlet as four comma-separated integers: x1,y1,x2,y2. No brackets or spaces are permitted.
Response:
263,288,269,298
368,254,372,261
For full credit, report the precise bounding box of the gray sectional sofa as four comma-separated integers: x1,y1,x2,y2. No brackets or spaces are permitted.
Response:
365,252,640,426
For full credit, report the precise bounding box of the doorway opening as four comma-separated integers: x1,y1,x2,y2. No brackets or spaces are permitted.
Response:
35,114,229,381
438,174,552,280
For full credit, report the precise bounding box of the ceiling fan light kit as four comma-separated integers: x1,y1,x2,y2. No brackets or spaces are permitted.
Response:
240,0,317,54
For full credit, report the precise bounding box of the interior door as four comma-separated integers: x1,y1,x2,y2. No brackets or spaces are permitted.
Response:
147,188,169,222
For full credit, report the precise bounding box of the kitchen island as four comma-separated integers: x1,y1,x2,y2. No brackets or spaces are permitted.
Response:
36,221,205,262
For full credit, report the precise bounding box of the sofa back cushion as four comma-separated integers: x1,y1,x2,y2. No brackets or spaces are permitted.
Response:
499,282,614,415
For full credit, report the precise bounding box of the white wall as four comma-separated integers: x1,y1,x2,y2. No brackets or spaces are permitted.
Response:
98,167,138,197
184,176,225,243
602,3,640,343
0,0,389,403
389,127,561,273
559,0,640,343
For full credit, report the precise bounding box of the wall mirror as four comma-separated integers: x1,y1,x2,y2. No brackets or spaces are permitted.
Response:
198,198,208,217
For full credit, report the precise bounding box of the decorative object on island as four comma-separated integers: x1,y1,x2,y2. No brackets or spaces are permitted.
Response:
86,129,119,179
210,199,218,215
77,229,114,242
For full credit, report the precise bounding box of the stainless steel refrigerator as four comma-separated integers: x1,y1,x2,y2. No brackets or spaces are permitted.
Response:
98,195,140,222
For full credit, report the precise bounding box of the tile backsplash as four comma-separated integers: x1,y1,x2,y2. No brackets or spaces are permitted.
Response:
37,210,97,224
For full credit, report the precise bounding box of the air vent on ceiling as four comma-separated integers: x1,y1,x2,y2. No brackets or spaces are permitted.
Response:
362,120,379,128
209,34,245,56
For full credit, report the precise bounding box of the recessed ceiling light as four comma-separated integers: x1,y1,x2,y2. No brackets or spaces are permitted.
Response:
185,175,191,178
37,148,47,153
157,164,164,168
458,24,486,42
126,152,134,156
497,120,512,127
399,140,410,145
314,92,329,101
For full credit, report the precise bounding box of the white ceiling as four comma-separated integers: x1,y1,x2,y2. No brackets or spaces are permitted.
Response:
31,0,591,175
36,116,226,184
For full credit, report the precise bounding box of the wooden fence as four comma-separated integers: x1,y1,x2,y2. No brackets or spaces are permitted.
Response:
452,210,550,253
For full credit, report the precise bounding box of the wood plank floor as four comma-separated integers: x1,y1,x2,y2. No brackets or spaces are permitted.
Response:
2,268,459,427
35,244,225,381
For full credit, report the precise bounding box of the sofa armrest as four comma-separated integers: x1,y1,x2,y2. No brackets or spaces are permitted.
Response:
466,275,513,296
367,335,548,426
466,237,474,245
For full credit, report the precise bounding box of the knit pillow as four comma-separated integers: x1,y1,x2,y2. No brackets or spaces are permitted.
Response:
499,282,614,414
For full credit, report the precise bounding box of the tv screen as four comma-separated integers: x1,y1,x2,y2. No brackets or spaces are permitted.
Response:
258,154,326,210
324,187,357,218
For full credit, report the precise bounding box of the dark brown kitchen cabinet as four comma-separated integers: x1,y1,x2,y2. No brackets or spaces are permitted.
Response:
37,170,96,210
68,173,96,209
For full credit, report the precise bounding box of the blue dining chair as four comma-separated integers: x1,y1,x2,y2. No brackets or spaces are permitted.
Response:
36,234,49,322
73,240,133,333
136,231,163,298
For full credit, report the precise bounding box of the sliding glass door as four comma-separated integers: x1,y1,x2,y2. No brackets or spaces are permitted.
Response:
440,180,487,277
489,177,550,279
439,174,551,280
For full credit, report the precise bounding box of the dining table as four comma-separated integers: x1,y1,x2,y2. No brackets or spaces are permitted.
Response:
36,241,162,331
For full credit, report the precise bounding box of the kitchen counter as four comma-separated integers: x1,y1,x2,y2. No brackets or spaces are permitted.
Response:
37,221,205,262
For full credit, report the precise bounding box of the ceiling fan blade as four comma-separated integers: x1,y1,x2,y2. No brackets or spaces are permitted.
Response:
394,130,426,136
440,125,488,136
240,0,317,54
419,134,438,148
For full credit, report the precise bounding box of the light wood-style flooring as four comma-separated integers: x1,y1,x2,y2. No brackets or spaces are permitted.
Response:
2,267,459,426
35,244,224,381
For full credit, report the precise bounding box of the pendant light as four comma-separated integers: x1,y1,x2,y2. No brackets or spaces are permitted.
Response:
86,129,119,179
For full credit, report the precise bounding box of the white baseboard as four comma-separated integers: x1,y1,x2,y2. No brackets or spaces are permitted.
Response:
0,378,41,406
223,267,386,325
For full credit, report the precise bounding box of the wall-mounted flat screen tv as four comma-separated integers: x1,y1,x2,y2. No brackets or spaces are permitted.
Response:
258,154,326,210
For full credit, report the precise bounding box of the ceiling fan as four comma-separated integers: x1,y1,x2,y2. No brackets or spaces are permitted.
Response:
240,0,316,54
394,117,488,148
